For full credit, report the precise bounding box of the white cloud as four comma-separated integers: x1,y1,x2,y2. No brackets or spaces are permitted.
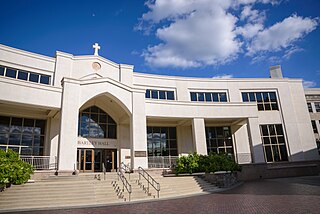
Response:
247,15,318,55
303,80,316,88
283,46,304,59
240,5,266,24
138,0,318,69
212,74,234,78
142,1,241,68
131,50,140,55
236,23,264,39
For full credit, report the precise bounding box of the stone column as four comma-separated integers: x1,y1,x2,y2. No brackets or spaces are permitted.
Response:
247,117,265,163
192,118,207,155
130,91,148,169
231,123,252,164
57,78,80,173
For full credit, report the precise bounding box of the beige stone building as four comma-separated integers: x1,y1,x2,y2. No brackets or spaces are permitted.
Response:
305,88,320,154
0,44,318,174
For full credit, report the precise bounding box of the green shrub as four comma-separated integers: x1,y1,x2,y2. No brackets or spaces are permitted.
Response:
175,153,241,175
175,153,200,174
0,149,34,185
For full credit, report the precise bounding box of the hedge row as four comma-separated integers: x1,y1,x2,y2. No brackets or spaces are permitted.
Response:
175,153,241,174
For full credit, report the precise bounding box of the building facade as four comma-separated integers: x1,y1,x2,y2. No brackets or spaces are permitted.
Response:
305,88,320,154
0,44,318,173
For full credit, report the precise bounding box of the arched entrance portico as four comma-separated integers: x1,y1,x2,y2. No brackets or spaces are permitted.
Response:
57,77,147,173
77,105,118,172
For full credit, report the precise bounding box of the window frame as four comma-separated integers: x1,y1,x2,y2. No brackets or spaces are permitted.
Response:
315,102,320,112
147,126,178,157
0,65,51,85
205,126,234,155
0,116,46,156
260,124,288,162
241,91,279,111
190,92,228,102
78,106,117,139
145,89,175,101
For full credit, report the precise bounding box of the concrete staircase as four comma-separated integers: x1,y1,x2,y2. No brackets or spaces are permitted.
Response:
129,172,218,198
0,173,121,212
0,171,218,212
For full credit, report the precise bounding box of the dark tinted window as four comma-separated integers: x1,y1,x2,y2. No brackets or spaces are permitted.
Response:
205,126,233,155
0,66,4,76
219,93,227,102
79,106,117,139
147,126,177,157
205,93,212,102
260,124,287,162
5,68,16,78
29,73,39,83
249,92,255,101
190,92,197,101
145,89,151,98
146,89,175,100
159,91,166,99
242,92,278,111
151,90,158,99
191,92,227,102
198,93,205,101
212,93,219,102
242,93,249,102
0,116,45,156
40,75,50,84
18,71,28,80
167,91,174,100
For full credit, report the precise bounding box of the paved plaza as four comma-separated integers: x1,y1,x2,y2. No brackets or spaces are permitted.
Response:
17,175,320,214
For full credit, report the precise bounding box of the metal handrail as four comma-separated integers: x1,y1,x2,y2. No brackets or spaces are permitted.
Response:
137,166,160,198
148,156,179,168
121,162,132,172
120,162,132,179
20,155,57,170
117,167,132,201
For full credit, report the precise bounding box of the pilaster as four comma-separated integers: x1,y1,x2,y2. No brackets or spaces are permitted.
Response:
57,78,80,172
247,117,265,163
192,118,207,155
130,91,148,169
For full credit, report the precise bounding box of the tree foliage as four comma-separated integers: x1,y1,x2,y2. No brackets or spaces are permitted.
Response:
0,149,34,185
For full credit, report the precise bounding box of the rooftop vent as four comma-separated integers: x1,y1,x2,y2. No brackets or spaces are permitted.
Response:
270,65,283,78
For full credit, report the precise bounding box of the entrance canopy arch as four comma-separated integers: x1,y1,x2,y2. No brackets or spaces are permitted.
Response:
79,78,133,116
77,93,132,172
79,93,131,126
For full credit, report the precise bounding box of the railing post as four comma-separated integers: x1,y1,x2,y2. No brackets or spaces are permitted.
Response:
31,156,34,168
162,157,164,169
138,168,141,183
147,174,150,193
103,164,106,180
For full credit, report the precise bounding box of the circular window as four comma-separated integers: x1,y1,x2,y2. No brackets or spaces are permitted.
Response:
92,62,101,71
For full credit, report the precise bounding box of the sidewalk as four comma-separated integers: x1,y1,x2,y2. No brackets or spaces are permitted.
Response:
15,175,320,214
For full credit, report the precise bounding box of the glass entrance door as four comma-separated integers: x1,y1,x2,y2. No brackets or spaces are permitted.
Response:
77,148,117,172
104,149,117,172
94,149,102,172
77,149,94,172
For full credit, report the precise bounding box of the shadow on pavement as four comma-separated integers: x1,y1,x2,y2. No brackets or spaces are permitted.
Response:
222,175,320,196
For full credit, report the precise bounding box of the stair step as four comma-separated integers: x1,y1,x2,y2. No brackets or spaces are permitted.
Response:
0,174,218,211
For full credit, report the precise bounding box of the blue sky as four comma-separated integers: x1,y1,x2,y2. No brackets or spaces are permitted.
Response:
0,0,319,87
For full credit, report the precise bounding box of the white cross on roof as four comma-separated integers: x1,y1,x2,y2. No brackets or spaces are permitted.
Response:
93,43,101,56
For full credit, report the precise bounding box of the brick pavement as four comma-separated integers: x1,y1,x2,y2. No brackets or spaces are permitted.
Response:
15,175,320,214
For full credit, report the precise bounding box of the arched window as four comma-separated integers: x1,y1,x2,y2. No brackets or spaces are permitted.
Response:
78,106,117,139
